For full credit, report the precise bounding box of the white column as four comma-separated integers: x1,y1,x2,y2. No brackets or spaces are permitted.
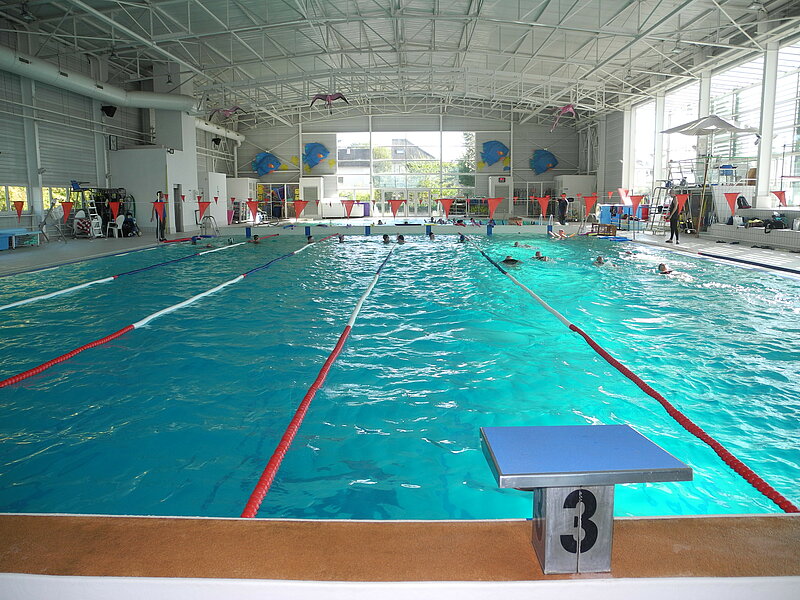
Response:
697,73,711,157
93,99,109,188
622,108,633,191
596,117,607,195
755,41,779,207
20,78,43,219
654,92,666,187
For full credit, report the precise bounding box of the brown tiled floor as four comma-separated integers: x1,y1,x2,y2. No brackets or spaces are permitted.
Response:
1,514,798,581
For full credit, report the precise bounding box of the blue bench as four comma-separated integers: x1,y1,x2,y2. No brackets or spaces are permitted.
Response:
0,228,40,251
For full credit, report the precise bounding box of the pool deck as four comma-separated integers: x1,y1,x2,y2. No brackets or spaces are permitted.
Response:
1,513,798,581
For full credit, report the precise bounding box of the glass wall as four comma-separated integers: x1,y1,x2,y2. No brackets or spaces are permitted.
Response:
0,185,29,216
632,101,655,194
774,43,800,204
710,56,763,161
664,82,700,184
336,130,475,217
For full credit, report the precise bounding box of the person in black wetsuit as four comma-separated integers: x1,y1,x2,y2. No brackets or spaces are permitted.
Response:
666,195,680,244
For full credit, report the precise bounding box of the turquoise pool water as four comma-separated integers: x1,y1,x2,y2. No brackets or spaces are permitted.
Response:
0,235,798,519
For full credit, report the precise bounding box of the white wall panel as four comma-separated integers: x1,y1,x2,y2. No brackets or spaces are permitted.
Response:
36,82,97,187
603,111,625,193
0,70,27,184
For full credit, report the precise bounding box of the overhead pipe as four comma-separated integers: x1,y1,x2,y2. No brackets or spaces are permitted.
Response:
0,45,244,144
195,118,245,146
0,45,195,111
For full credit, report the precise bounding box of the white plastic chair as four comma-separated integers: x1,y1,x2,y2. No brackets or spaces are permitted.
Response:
106,214,125,238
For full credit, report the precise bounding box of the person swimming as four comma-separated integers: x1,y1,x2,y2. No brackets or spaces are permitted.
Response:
249,234,260,244
382,234,390,244
593,255,605,266
397,234,405,244
501,255,520,265
533,251,549,261
657,263,673,274
306,235,314,244
428,232,435,240
338,234,345,243
458,233,466,243
549,229,568,239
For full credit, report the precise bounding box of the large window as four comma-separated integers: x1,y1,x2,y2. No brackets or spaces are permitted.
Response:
632,102,655,194
42,187,68,211
336,130,476,215
0,185,29,216
773,43,800,204
664,82,700,184
710,57,763,159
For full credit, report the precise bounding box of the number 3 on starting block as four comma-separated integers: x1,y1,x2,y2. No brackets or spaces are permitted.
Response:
532,486,614,574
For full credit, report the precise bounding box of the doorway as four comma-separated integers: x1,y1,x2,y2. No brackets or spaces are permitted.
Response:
173,185,183,233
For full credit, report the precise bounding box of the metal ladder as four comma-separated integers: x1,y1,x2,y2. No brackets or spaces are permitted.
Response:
200,215,220,237
38,202,69,243
68,184,104,238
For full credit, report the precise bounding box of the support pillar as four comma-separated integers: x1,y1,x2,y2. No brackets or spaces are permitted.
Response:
654,93,666,187
755,42,779,208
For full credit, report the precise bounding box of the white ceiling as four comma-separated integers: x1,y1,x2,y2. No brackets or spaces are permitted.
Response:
1,0,798,127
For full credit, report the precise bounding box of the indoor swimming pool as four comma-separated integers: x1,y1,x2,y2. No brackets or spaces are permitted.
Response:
0,234,797,519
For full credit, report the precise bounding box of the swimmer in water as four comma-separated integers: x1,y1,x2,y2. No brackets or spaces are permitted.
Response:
458,233,466,243
429,232,435,241
533,251,549,261
593,255,605,266
657,263,673,274
382,234,390,244
397,234,405,244
338,234,345,243
501,255,520,265
307,235,314,244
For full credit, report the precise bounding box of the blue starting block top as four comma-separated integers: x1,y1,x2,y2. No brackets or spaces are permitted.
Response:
481,424,692,489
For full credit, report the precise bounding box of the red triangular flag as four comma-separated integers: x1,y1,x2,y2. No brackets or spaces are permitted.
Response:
213,196,219,204
388,199,405,217
246,200,259,220
675,193,689,213
536,196,550,217
108,201,120,220
584,194,597,215
723,192,739,216
618,188,631,205
12,200,24,222
486,197,503,218
342,199,356,217
198,201,211,220
607,191,614,199
180,195,186,202
630,195,644,217
771,191,786,207
293,200,308,217
152,201,166,219
438,198,453,217
61,201,73,222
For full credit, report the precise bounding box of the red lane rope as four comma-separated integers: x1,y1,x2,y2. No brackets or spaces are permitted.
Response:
240,246,396,518
568,323,798,513
0,325,135,389
241,326,352,518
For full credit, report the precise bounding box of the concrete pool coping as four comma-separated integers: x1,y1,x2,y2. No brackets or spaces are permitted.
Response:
0,513,798,597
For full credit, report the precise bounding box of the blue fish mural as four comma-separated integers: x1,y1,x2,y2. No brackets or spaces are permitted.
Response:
480,141,509,167
252,152,282,176
303,142,330,168
530,149,558,175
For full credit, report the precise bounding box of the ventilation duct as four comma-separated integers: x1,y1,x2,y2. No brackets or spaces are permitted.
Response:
0,45,244,145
